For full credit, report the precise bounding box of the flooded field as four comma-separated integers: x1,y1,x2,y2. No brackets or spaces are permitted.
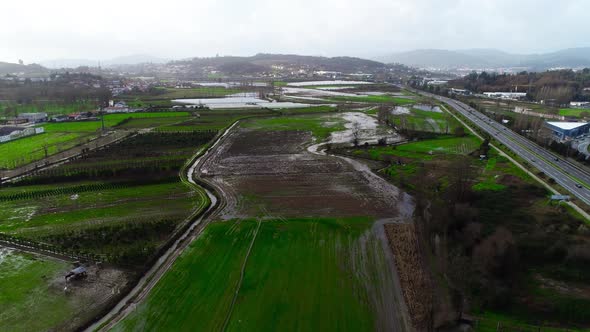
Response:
325,112,401,146
173,93,315,109
287,80,374,86
391,104,442,115
199,113,412,220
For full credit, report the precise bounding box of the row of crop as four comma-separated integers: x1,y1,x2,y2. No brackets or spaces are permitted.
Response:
14,162,183,185
0,180,161,202
32,218,178,266
116,130,218,146
0,232,104,262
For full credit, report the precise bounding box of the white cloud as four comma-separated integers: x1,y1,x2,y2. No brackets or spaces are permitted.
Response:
1,0,589,63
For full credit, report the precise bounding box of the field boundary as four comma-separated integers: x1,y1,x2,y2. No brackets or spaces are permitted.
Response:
86,120,243,332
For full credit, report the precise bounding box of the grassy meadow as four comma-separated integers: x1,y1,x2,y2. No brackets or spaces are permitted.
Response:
114,217,392,332
242,114,346,139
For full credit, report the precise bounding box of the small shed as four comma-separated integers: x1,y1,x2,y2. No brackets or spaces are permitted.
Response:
550,195,570,201
65,266,87,281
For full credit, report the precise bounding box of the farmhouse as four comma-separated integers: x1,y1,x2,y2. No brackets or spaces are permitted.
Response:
17,112,48,123
545,121,590,141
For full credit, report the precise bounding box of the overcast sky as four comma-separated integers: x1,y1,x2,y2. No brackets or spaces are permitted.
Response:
2,0,589,63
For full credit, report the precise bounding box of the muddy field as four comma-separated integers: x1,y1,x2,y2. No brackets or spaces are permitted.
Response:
199,126,413,221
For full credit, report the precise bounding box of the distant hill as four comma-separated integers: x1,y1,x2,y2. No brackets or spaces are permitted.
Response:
0,61,48,76
40,54,169,69
377,47,590,70
176,53,386,74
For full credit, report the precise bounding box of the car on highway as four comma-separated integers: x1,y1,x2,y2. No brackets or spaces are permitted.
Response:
576,183,583,188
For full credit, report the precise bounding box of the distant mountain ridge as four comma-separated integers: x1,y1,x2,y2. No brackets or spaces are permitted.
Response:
377,47,590,70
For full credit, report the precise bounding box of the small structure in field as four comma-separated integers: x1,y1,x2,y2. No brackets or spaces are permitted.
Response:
65,266,87,281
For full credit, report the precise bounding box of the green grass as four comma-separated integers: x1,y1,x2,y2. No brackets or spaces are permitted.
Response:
0,249,74,331
242,114,345,139
0,182,197,234
112,220,258,331
367,135,481,160
0,132,90,169
474,311,584,332
329,95,415,104
116,116,191,129
559,108,590,118
276,105,337,115
472,181,507,192
40,112,191,132
114,217,387,332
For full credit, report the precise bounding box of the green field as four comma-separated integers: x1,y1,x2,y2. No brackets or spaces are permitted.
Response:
116,116,191,129
474,311,585,332
114,217,393,332
0,182,197,234
40,112,191,132
242,114,346,139
0,249,73,331
559,108,590,118
0,132,90,169
275,105,337,115
364,135,481,160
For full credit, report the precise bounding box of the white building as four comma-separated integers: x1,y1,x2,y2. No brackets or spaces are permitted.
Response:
17,112,48,123
0,126,44,143
483,92,527,100
570,101,590,109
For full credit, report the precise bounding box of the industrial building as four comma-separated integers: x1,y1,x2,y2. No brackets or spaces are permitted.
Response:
545,121,590,141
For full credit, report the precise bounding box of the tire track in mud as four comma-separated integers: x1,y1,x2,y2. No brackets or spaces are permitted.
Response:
221,218,262,332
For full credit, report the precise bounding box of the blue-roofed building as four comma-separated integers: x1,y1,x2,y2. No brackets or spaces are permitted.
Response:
545,122,590,141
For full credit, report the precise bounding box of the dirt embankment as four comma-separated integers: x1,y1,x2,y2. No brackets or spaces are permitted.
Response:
385,223,433,331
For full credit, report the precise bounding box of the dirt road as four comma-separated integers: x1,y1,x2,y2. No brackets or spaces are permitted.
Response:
85,122,238,332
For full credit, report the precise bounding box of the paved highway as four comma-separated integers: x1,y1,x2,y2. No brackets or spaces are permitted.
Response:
407,87,590,207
